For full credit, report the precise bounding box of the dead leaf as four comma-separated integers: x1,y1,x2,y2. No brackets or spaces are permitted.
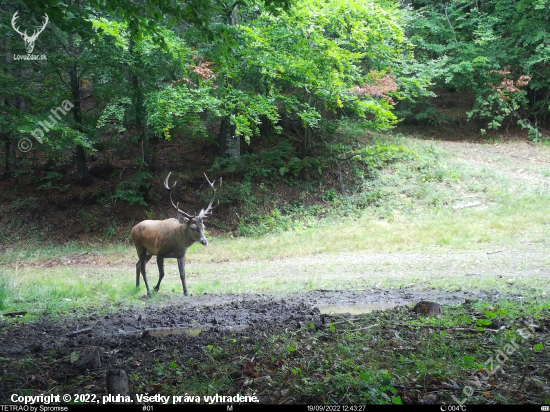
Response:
245,360,255,376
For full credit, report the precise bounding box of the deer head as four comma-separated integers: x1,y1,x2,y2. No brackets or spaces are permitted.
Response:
12,11,48,54
164,172,222,245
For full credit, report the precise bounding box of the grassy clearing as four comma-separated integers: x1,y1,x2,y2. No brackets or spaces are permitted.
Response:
0,137,549,315
2,137,549,265
1,243,549,318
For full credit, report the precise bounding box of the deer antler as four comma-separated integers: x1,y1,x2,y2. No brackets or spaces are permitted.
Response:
164,172,195,220
11,11,25,37
11,12,48,40
32,13,49,40
198,173,222,219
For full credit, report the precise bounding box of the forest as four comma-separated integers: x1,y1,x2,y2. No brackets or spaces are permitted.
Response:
0,0,549,406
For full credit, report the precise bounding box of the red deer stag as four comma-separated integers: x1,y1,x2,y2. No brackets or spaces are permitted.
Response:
131,173,221,296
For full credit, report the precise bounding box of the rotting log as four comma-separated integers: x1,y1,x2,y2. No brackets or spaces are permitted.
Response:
106,369,132,403
74,351,101,374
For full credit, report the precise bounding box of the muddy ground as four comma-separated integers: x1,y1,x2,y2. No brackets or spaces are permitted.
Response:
0,289,484,402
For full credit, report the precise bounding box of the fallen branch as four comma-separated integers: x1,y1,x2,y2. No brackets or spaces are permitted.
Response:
389,323,505,333
453,201,483,210
488,249,506,255
348,323,380,333
2,311,27,317
66,327,93,337
450,195,483,202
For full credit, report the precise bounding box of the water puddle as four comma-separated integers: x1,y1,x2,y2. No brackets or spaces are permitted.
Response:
318,302,401,315
148,327,206,337
147,325,247,337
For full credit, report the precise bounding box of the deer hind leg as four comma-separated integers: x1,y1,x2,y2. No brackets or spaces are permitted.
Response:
136,253,152,287
177,252,188,296
138,249,152,295
154,255,165,292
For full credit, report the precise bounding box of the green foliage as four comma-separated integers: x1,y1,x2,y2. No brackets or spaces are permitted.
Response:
37,172,69,192
234,0,411,143
409,0,550,133
328,140,413,178
96,97,132,133
146,85,220,140
211,140,324,182
109,171,152,206
238,209,293,237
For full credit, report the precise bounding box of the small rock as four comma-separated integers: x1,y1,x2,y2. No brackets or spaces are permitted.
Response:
413,301,442,316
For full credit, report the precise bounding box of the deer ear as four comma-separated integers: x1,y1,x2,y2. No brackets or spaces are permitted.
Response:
176,214,189,224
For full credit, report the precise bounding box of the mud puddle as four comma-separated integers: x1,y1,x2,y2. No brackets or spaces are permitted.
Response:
0,288,479,356
318,301,402,315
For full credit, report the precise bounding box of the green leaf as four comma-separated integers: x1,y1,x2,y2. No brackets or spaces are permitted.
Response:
388,386,398,394
485,310,497,319
169,361,177,368
329,323,335,331
392,396,402,405
70,351,79,364
534,344,543,352
360,371,370,381
463,355,475,362
287,346,295,352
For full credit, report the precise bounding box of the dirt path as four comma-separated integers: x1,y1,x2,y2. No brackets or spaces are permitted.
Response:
436,139,550,189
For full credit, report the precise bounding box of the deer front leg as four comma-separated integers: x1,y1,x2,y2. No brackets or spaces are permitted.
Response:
177,251,188,296
154,255,165,292
139,248,151,295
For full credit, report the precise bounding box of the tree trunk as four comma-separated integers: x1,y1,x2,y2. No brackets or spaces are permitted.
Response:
217,116,240,158
3,134,16,177
67,34,87,183
129,39,149,167
217,4,241,159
